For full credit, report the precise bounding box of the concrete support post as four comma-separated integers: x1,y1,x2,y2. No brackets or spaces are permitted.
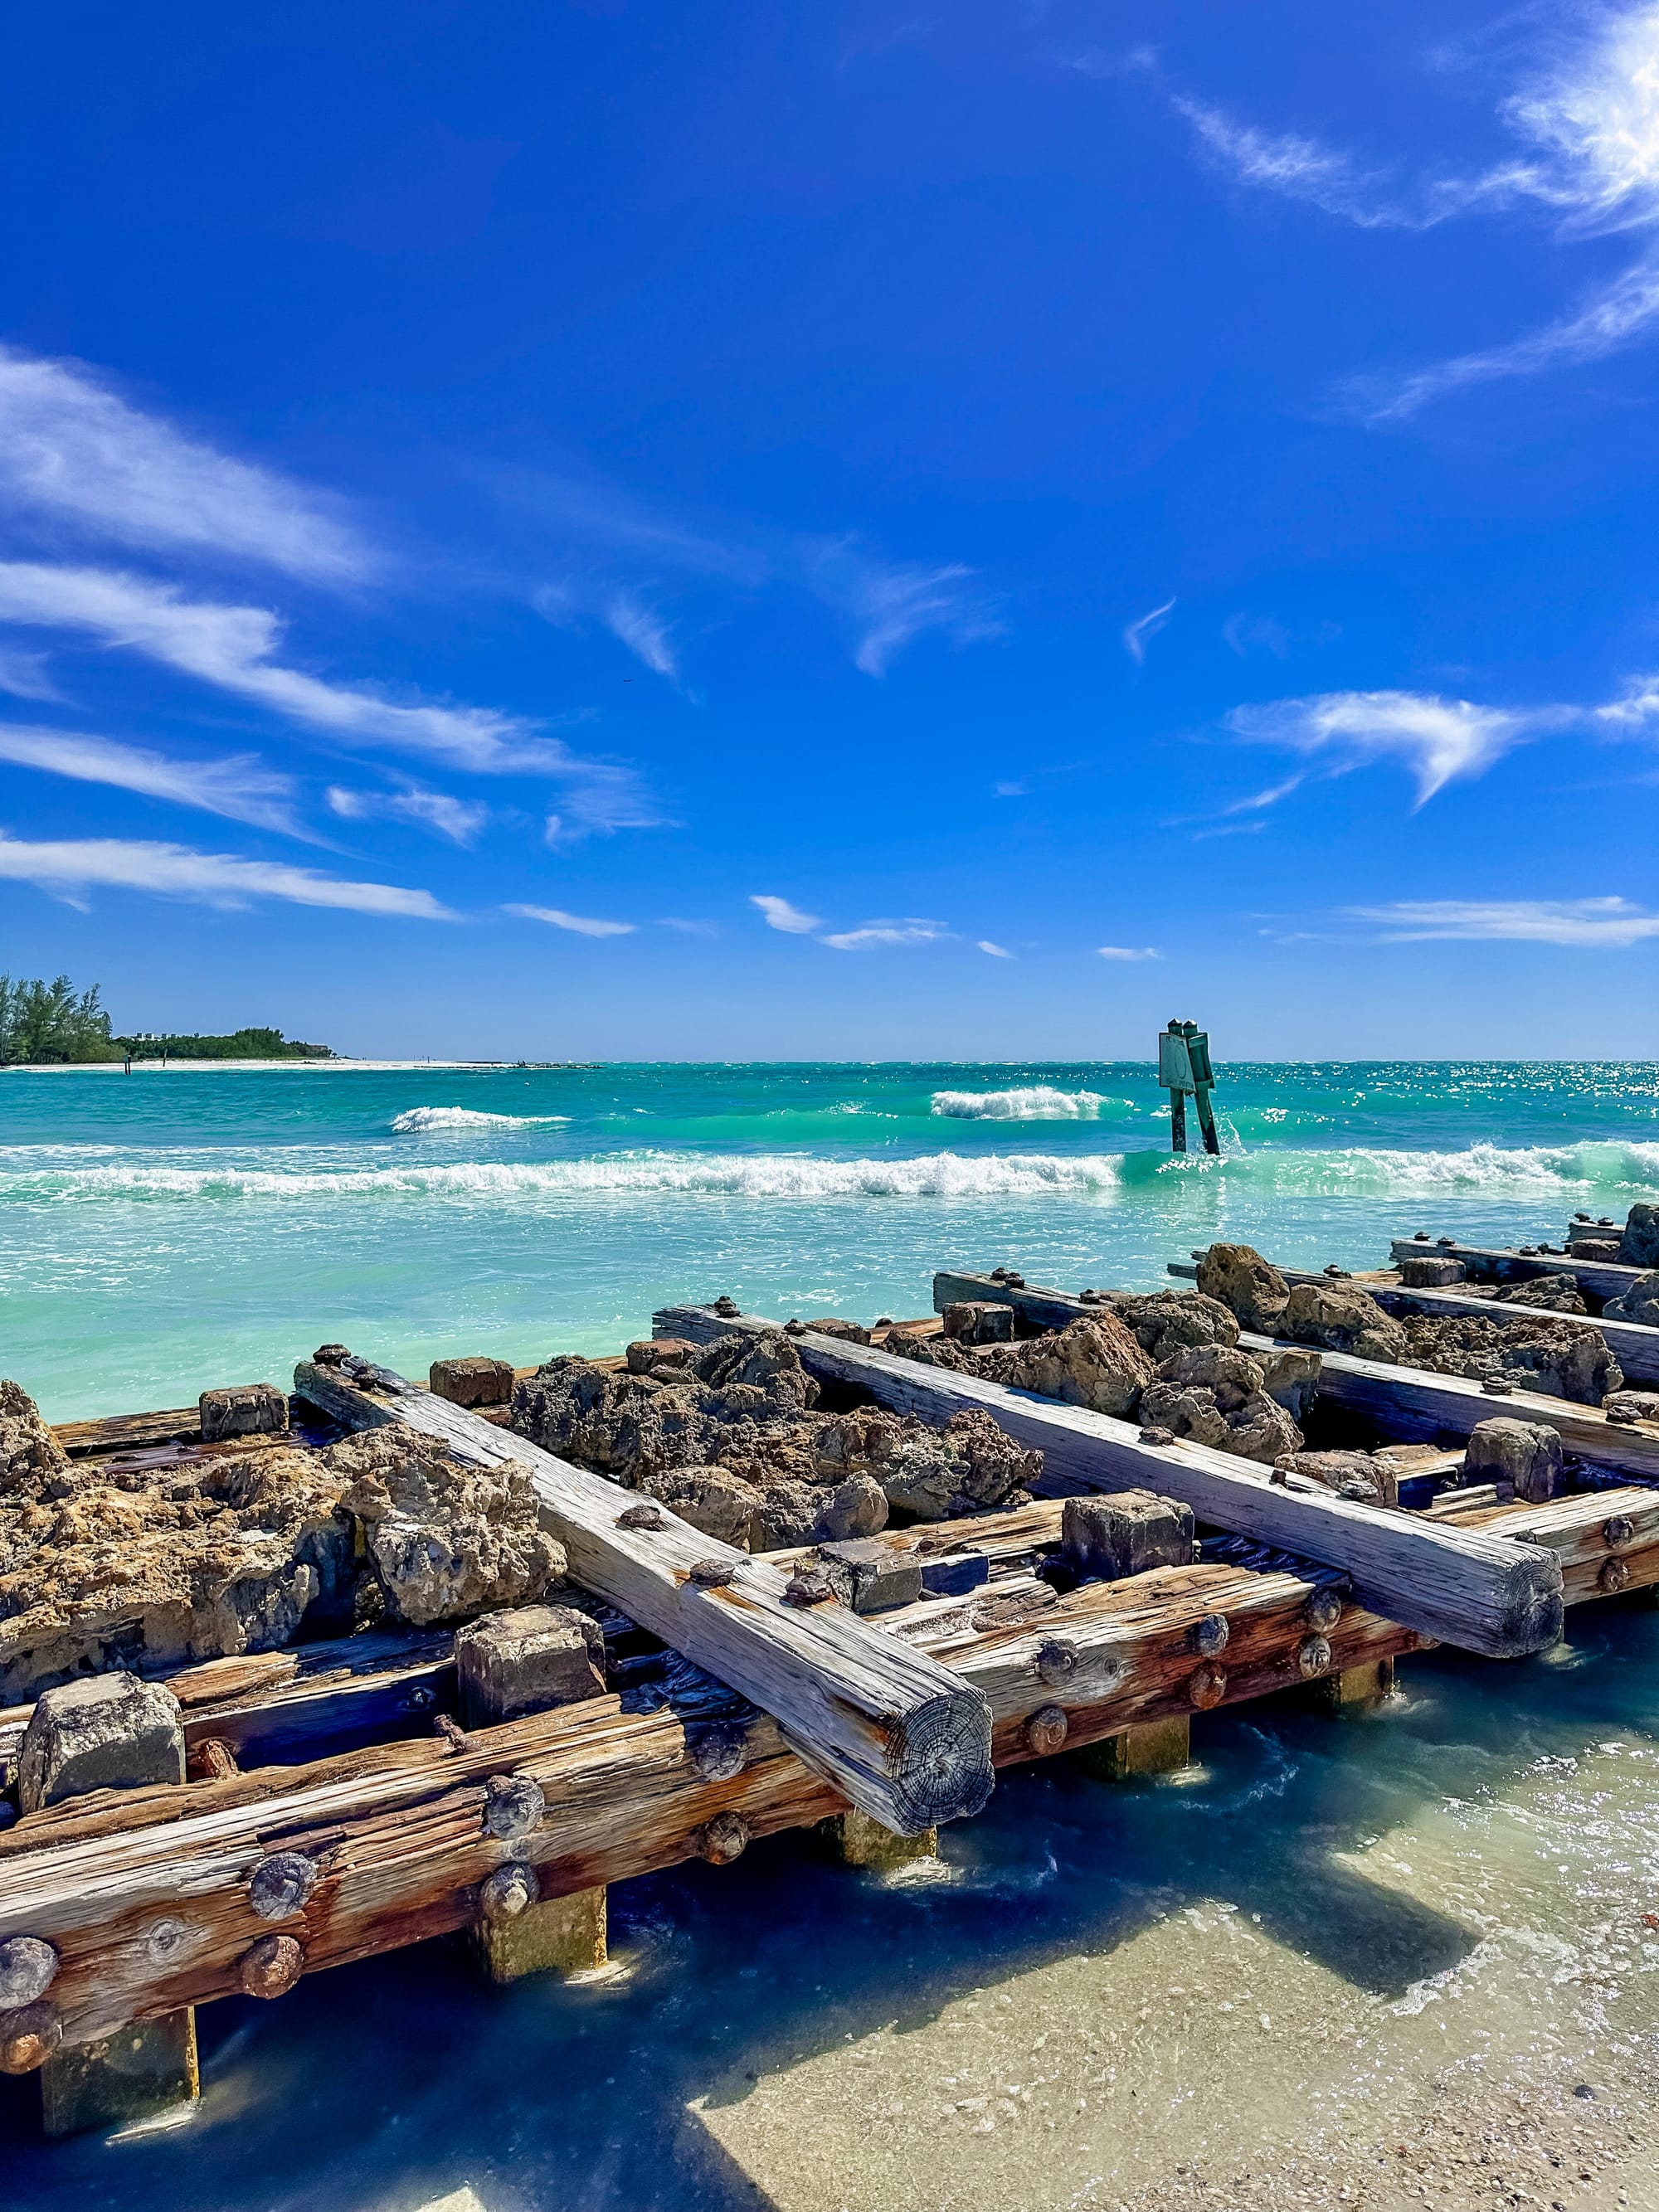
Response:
1312,1658,1396,1715
1082,1714,1191,1781
824,1807,938,1870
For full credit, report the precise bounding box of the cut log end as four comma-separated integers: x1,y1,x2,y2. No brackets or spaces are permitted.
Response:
883,1689,995,1833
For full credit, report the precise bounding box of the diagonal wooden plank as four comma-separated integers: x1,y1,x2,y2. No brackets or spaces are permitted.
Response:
293,1359,992,1836
654,1305,1562,1660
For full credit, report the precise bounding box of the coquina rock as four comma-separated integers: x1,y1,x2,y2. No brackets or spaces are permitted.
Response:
0,1378,71,1495
1287,1450,1399,1507
1100,1290,1240,1364
1194,1245,1291,1334
1137,1344,1303,1465
331,1428,566,1626
0,1417,357,1703
980,1314,1154,1417
1278,1282,1407,1364
1618,1204,1659,1268
1603,1271,1659,1328
511,1332,1039,1529
1493,1275,1587,1315
1397,1313,1622,1404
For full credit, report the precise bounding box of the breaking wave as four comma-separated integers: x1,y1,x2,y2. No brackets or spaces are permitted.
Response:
2,1138,1654,1208
931,1086,1113,1120
391,1106,568,1132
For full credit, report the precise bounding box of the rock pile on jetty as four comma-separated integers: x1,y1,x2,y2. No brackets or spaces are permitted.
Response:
885,1295,1306,1465
0,1380,566,1701
1197,1244,1624,1405
509,1329,1041,1543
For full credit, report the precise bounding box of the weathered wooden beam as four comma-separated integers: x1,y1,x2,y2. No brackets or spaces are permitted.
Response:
0,1553,1413,2049
934,1269,1659,1483
1387,1237,1642,1303
654,1306,1562,1659
293,1359,993,1836
1476,1485,1659,1606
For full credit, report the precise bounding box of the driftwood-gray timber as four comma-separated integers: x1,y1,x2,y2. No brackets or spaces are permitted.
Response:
654,1305,1562,1658
1386,1238,1642,1303
293,1359,991,1835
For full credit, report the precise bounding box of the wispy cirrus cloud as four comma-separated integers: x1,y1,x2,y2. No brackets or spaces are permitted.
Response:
503,902,635,937
0,562,660,835
978,940,1014,958
1169,3,1659,414
1346,897,1659,947
1224,688,1566,803
1097,944,1160,961
819,919,946,950
751,892,823,934
0,722,304,836
0,831,450,916
0,347,371,581
1122,597,1175,665
809,541,1005,678
327,782,489,846
0,647,64,702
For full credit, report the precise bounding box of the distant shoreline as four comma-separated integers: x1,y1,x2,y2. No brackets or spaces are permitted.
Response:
0,1058,601,1074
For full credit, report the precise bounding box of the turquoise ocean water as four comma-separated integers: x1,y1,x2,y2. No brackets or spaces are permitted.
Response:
3,1058,1657,1421
8,1060,1659,2206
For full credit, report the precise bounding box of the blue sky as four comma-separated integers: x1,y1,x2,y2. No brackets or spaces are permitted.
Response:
3,0,1659,1060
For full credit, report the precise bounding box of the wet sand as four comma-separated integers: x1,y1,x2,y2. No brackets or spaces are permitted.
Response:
7,1607,1659,2211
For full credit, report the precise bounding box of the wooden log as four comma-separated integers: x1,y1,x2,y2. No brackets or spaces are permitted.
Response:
1387,1237,1642,1304
0,1550,1414,2047
293,1359,994,1835
655,1305,1562,1659
934,1268,1659,1484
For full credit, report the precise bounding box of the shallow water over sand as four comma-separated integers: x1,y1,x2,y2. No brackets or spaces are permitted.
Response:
9,1616,1659,2210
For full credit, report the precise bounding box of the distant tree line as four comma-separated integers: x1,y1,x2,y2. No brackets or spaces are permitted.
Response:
0,975,333,1065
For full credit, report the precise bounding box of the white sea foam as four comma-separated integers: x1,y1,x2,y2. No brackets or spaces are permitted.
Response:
930,1086,1114,1121
0,1149,1131,1204
390,1106,568,1132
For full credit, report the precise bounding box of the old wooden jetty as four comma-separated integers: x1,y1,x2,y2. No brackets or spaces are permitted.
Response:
2,1253,1653,2140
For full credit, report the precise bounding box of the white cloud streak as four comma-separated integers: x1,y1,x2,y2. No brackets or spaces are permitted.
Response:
1225,688,1563,802
0,832,451,916
0,347,370,581
1123,598,1175,664
978,940,1014,958
811,542,1004,677
751,893,823,934
1346,897,1659,946
0,647,63,702
0,562,659,832
1097,945,1160,960
601,593,679,678
1174,4,1659,412
503,902,635,937
0,723,304,835
819,921,945,950
327,782,489,846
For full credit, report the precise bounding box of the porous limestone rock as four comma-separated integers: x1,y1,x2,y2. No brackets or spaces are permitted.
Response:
1279,1282,1406,1364
1136,1344,1302,1466
1397,1256,1467,1289
0,1439,356,1704
1464,1417,1563,1505
1603,1271,1659,1327
1493,1276,1587,1315
940,1301,1014,1345
1618,1203,1659,1268
17,1672,185,1811
1257,1345,1322,1425
455,1603,606,1725
1604,1391,1659,1424
1396,1312,1622,1404
1100,1290,1240,1364
0,1378,71,1495
1287,1451,1399,1507
1194,1245,1290,1334
331,1428,565,1626
429,1356,516,1408
864,1410,1042,1521
979,1313,1154,1417
636,1465,766,1549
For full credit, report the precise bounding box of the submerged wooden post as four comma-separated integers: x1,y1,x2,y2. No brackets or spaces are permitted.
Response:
17,1677,200,2137
457,1608,609,1982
